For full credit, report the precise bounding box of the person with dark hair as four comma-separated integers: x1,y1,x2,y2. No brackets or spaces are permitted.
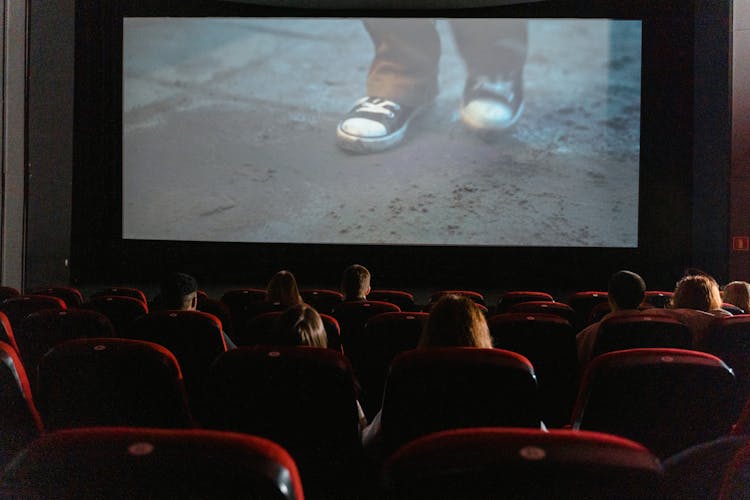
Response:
276,303,328,348
158,272,237,349
340,264,371,302
159,272,200,310
575,270,647,365
265,270,303,307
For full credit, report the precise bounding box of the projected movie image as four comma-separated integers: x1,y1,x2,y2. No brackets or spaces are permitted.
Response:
123,18,641,247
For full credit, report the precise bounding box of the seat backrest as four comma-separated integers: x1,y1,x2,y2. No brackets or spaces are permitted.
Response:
82,295,148,336
29,286,84,308
0,286,20,301
662,435,750,500
238,310,342,352
300,289,344,315
196,295,234,336
0,340,43,468
381,348,540,455
204,346,361,497
0,427,303,500
592,313,693,358
0,311,19,353
205,346,360,454
0,295,67,333
496,291,554,313
572,348,736,458
16,309,115,379
719,439,750,500
37,338,193,430
702,315,750,420
127,310,226,408
509,300,575,322
428,290,485,306
332,300,401,363
488,313,578,427
368,290,417,312
219,288,268,330
567,291,609,329
380,428,663,500
90,286,147,304
357,311,428,418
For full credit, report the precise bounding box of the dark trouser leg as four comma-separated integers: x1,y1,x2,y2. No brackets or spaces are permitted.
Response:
364,19,441,108
449,19,528,79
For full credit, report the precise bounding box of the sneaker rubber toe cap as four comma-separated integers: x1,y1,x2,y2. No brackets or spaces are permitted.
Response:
461,98,523,131
339,117,388,138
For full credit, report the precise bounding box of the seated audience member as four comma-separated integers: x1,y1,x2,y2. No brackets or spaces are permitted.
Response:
362,294,492,446
419,294,493,348
668,273,731,344
576,270,647,366
265,270,303,307
723,281,750,313
159,272,237,349
276,304,328,348
277,303,367,429
340,264,371,302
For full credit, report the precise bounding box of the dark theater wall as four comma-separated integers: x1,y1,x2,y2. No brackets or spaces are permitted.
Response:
24,0,75,289
729,0,750,281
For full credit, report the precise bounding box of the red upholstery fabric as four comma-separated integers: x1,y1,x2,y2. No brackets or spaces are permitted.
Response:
0,427,304,499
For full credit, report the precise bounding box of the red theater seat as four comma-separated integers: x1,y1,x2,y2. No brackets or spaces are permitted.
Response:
380,428,663,500
428,290,486,306
0,341,43,468
572,348,735,458
358,311,428,418
368,289,417,312
567,291,609,329
663,435,750,500
0,294,67,333
239,310,342,352
700,315,750,420
496,290,554,313
196,294,234,336
0,286,20,301
29,286,84,308
591,313,693,358
128,310,227,417
15,309,115,381
37,338,193,430
204,346,361,498
300,289,344,314
0,427,304,499
82,295,148,336
488,312,578,427
220,288,268,330
509,300,576,322
90,286,147,305
380,348,540,456
0,311,19,353
333,300,400,366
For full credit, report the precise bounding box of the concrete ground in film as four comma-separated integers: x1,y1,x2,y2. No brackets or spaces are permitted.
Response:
123,18,640,247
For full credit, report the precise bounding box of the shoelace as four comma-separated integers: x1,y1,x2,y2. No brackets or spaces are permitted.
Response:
354,98,400,118
471,77,514,100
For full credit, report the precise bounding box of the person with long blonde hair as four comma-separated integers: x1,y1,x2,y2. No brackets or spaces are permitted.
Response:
723,281,750,313
276,303,327,348
419,294,492,348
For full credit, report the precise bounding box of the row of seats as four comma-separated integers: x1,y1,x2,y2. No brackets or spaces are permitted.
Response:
3,425,750,499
